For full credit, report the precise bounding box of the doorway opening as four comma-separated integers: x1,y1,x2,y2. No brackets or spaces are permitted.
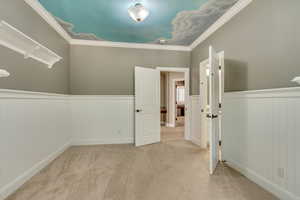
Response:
160,72,186,142
134,67,189,147
157,67,190,143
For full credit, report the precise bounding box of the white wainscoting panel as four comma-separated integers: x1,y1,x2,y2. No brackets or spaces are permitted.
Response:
223,87,300,200
70,96,135,145
0,90,71,200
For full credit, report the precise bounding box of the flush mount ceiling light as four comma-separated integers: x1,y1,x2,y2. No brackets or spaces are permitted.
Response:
128,2,149,22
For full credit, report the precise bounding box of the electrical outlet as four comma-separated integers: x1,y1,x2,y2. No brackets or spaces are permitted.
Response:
277,168,285,178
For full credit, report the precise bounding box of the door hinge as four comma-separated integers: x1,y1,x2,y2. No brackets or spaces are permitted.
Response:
219,65,221,70
219,103,222,108
206,114,218,119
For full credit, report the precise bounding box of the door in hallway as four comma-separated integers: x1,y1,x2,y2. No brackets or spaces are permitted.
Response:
135,66,160,146
208,46,220,174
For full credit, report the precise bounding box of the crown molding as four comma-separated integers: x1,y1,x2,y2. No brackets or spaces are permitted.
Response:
23,0,72,42
24,0,252,52
190,0,253,50
70,39,191,51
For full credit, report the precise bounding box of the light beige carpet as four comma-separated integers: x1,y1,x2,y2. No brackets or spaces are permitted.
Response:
161,116,185,142
6,141,278,200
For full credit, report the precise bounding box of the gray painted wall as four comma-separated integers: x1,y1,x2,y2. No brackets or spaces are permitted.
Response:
191,0,300,95
70,45,190,95
0,0,70,94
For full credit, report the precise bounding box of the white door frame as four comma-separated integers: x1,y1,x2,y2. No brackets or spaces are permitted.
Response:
199,51,224,150
156,67,190,140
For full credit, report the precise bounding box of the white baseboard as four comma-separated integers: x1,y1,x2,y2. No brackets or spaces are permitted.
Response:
190,136,202,147
0,141,71,199
226,160,299,200
166,123,175,127
72,138,134,146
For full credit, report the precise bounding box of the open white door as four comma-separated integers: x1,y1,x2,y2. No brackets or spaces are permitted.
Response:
135,66,160,147
208,46,220,174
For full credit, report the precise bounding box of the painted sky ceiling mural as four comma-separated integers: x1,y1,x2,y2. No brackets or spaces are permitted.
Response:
39,0,238,46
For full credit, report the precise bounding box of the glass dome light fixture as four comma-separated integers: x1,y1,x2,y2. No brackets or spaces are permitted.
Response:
128,2,150,22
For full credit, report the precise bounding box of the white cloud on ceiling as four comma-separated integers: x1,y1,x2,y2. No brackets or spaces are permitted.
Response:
53,0,238,45
165,0,238,46
56,17,104,41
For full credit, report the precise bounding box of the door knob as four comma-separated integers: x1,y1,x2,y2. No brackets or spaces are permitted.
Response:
136,109,142,113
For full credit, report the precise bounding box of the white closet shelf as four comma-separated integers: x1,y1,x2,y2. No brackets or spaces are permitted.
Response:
0,20,62,68
0,69,10,77
291,76,300,85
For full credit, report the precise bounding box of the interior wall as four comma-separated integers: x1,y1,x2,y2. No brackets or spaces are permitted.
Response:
71,96,134,145
0,91,71,199
223,88,300,200
0,0,70,94
190,0,300,95
70,45,190,95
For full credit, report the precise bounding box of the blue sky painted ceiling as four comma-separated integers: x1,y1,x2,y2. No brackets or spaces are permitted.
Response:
39,0,238,46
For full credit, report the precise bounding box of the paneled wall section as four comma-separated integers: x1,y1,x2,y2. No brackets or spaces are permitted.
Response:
223,88,300,200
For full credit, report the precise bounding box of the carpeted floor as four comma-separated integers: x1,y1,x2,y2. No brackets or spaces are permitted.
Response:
6,128,278,200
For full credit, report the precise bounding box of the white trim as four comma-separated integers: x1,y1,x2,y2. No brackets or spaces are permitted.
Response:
23,0,72,42
166,123,175,128
72,138,134,146
0,141,71,199
70,39,191,51
224,87,300,98
156,67,189,73
70,95,134,101
23,0,252,51
227,160,299,200
190,0,253,50
190,136,202,147
0,89,69,99
0,20,62,68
